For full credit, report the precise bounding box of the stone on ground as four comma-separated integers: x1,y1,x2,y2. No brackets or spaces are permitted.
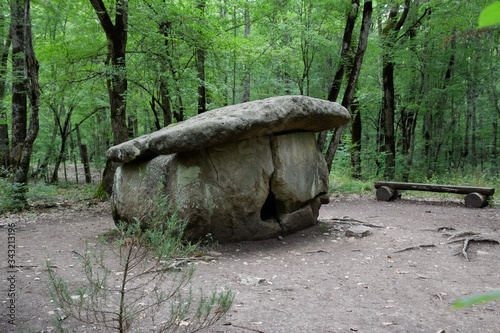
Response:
110,95,350,242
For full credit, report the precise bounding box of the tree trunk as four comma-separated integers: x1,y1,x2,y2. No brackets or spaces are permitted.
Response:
33,111,57,181
69,125,79,184
382,58,396,179
323,1,372,175
89,0,129,197
160,21,184,123
327,0,359,102
12,0,40,204
489,54,500,163
317,0,359,152
350,98,361,178
50,103,73,183
76,126,92,184
380,0,410,180
159,80,172,127
240,2,251,103
10,0,27,170
196,0,207,114
0,13,11,172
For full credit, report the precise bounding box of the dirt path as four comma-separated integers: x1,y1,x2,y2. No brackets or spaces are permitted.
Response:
1,195,499,332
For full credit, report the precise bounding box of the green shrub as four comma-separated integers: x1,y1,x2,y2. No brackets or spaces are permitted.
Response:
0,179,27,214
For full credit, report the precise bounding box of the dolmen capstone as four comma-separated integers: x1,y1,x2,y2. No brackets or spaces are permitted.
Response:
109,95,350,243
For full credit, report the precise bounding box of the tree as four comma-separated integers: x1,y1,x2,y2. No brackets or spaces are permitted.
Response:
0,6,11,172
380,0,410,180
9,0,40,204
317,0,359,153
321,0,372,176
89,0,129,196
196,0,207,114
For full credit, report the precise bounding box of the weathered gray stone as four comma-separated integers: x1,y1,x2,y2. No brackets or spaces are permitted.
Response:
112,132,330,243
271,132,329,213
107,95,350,163
110,95,349,242
345,226,372,238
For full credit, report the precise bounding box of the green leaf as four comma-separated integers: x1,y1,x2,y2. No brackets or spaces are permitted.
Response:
453,290,500,309
478,1,500,28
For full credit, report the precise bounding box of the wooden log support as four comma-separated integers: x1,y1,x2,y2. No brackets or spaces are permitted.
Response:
464,192,488,208
376,186,397,201
374,181,495,208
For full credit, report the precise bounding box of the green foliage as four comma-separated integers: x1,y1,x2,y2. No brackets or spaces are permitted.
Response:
453,290,500,309
478,1,500,28
3,0,499,196
0,179,27,214
0,179,59,214
46,191,234,333
0,178,98,215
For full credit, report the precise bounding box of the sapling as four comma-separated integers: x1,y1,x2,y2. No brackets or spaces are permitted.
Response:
47,193,233,332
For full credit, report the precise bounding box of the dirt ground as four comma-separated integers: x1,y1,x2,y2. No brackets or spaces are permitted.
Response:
1,193,499,333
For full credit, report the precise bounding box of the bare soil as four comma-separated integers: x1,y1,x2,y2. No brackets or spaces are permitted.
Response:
1,193,499,333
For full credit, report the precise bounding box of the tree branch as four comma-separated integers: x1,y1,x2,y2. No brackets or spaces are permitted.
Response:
89,0,115,40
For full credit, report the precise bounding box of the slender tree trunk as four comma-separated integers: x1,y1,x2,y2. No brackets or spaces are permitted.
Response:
323,1,372,175
76,126,92,184
240,2,251,103
68,124,79,184
127,112,137,138
471,102,477,162
317,0,359,152
493,118,498,165
488,56,499,162
34,111,57,181
50,103,74,183
350,97,361,178
158,22,172,126
160,21,184,123
327,0,359,102
462,105,471,166
376,105,385,176
382,58,396,179
196,0,207,113
0,13,11,172
159,80,172,127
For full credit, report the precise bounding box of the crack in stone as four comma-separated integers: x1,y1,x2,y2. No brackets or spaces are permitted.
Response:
206,149,219,182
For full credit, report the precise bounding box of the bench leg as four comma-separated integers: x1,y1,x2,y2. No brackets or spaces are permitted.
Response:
376,186,397,201
464,192,488,208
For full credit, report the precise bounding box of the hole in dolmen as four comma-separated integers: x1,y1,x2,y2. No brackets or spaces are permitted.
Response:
260,189,277,221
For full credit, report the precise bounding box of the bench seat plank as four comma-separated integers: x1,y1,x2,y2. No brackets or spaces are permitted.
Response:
374,181,495,196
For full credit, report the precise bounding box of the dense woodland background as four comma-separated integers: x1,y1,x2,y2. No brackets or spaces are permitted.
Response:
0,0,499,202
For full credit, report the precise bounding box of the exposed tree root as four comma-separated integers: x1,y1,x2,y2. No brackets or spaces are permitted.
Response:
447,235,500,261
394,244,436,253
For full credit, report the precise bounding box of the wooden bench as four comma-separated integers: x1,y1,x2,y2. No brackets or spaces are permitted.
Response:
374,181,495,208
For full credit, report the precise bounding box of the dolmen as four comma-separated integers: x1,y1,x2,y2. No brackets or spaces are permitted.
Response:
108,95,350,242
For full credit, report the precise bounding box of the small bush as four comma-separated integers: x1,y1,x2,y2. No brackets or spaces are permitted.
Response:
0,179,27,214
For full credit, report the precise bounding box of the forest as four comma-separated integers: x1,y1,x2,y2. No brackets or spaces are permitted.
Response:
1,0,499,204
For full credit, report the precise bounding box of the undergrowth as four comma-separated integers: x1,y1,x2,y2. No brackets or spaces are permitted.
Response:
0,178,98,215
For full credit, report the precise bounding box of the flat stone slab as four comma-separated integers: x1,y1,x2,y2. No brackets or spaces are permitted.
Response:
107,95,349,163
346,226,372,238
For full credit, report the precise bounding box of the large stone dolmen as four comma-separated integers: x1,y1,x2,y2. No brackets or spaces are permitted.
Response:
109,95,350,242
